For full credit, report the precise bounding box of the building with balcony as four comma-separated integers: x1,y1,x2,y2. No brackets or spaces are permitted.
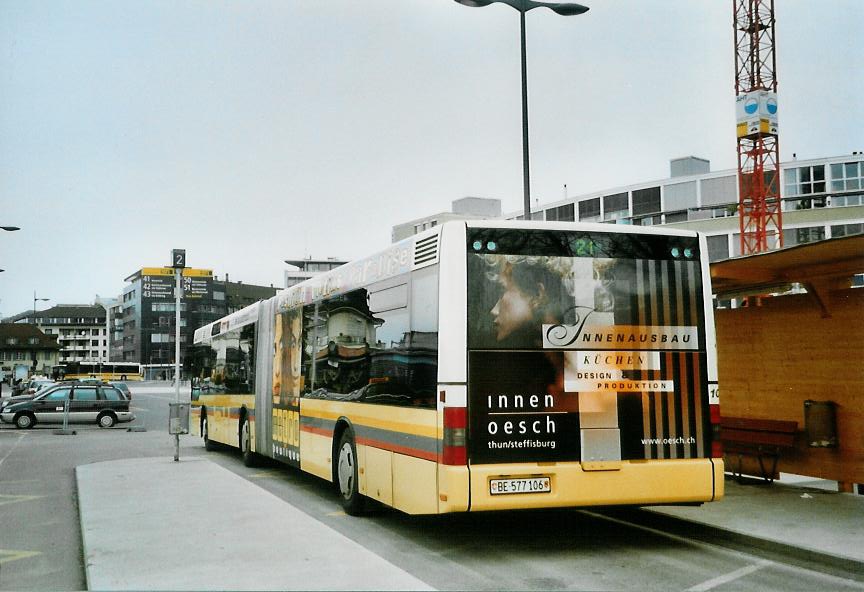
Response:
0,304,105,367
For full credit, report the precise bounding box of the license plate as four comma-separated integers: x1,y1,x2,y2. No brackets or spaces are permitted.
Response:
489,477,551,495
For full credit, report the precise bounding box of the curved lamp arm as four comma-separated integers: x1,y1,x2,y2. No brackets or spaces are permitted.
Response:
454,0,589,16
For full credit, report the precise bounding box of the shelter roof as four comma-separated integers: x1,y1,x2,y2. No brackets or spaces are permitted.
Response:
710,234,864,316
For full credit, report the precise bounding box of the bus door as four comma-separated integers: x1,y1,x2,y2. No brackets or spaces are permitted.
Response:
270,304,302,467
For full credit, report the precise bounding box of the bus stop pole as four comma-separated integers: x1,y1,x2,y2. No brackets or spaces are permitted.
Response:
174,267,182,461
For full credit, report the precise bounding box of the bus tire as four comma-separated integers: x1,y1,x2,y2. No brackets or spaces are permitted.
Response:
336,428,365,516
240,417,256,467
203,415,217,451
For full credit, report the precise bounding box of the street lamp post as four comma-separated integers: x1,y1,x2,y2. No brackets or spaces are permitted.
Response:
33,292,50,325
454,0,588,220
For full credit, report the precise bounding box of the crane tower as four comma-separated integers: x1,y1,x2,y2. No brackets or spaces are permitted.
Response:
734,0,782,255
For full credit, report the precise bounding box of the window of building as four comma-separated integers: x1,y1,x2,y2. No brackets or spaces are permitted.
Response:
5,338,17,345
784,195,828,211
91,340,99,346
213,292,225,301
152,303,187,312
578,198,600,222
784,165,826,196
831,223,863,238
830,161,863,192
664,211,688,224
710,204,739,219
602,193,629,220
28,337,39,344
544,203,575,222
632,215,662,226
831,193,864,207
706,235,730,262
782,226,826,247
632,187,661,216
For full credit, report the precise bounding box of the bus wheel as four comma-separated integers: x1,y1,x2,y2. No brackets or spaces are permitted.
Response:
336,428,365,516
240,418,256,467
203,415,216,451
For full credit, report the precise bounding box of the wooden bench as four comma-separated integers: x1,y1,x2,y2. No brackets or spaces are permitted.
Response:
721,417,798,483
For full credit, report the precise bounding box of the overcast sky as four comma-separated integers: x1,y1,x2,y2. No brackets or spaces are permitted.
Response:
1,0,861,317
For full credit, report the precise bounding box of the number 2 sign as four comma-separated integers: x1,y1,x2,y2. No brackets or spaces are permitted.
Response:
171,249,186,269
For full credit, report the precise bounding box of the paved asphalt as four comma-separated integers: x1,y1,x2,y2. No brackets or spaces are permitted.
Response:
2,383,863,591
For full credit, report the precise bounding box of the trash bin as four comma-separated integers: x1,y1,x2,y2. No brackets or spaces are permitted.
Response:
804,400,837,448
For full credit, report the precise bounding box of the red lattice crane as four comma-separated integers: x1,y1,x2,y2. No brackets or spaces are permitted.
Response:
734,0,782,255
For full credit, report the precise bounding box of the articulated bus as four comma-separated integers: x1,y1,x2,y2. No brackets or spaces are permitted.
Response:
191,221,723,515
59,362,143,381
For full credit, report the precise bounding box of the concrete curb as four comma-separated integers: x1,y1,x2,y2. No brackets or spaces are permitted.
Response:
74,465,93,592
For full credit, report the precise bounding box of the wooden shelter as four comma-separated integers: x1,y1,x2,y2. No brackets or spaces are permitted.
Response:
710,234,864,490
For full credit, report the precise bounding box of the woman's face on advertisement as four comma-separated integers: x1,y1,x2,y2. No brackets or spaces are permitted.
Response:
490,271,535,341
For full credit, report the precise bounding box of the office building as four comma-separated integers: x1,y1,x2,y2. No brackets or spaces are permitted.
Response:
391,154,864,263
284,258,348,289
119,267,279,368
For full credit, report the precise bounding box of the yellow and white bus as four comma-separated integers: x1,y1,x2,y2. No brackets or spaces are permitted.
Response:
59,362,143,381
191,221,723,515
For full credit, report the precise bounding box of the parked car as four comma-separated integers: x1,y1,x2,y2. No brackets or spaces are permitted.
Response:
1,381,51,407
8,377,54,399
25,379,56,396
0,382,134,429
109,381,132,400
0,394,40,412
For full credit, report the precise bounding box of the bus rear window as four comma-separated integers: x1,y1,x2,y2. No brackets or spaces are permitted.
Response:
467,229,704,351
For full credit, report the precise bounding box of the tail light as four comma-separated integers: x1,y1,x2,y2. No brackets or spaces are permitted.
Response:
442,406,467,465
709,403,723,458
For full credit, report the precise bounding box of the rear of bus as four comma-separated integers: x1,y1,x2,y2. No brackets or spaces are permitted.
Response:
437,221,723,512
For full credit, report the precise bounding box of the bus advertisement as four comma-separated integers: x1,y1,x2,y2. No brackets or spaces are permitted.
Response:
190,221,723,515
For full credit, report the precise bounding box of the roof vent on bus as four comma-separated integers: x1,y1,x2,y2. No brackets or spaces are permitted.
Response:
413,233,439,267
